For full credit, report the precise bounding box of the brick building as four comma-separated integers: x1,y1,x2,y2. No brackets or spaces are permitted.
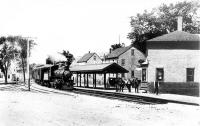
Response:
143,28,200,96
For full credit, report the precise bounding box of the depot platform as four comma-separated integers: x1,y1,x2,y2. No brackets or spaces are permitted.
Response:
74,86,200,106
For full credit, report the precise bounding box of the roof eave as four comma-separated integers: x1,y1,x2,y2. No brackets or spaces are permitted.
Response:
105,57,118,60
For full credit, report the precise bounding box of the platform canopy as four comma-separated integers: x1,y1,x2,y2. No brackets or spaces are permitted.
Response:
70,63,128,74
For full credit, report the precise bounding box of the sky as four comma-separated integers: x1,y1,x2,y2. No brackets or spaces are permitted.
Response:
0,0,194,64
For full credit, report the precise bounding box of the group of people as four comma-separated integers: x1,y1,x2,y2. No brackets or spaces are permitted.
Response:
115,77,140,93
114,77,160,95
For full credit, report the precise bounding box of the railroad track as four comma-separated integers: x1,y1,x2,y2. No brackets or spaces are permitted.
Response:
73,88,200,106
73,88,168,105
3,83,196,106
0,83,73,96
30,85,159,104
0,83,27,91
29,84,74,96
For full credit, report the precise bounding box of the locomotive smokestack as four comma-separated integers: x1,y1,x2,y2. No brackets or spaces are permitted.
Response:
177,16,183,31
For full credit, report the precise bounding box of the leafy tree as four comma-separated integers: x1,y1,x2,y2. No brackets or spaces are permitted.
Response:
5,36,36,83
110,43,124,51
16,37,35,83
0,37,18,83
0,36,35,83
128,0,200,53
59,50,74,70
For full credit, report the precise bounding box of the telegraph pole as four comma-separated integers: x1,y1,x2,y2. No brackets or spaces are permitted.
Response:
27,39,30,91
24,36,36,91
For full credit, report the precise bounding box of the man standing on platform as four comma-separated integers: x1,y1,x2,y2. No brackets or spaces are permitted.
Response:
154,81,159,95
134,78,139,93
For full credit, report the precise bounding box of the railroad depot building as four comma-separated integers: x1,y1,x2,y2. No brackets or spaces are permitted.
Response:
143,30,200,96
104,45,145,80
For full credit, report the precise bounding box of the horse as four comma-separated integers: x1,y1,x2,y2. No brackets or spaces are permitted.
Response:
126,79,132,92
129,78,135,88
115,78,125,92
129,78,140,93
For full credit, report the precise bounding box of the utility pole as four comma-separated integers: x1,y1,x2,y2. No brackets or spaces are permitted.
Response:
24,36,36,91
27,39,30,91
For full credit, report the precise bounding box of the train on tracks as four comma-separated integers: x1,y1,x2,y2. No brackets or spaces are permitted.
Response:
32,62,74,90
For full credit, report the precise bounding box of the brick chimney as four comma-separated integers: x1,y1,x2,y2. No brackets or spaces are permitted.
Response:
177,16,183,31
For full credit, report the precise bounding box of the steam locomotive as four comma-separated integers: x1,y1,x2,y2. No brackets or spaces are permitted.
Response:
32,62,74,90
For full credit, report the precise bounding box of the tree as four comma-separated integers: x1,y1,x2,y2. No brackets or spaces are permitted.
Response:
16,37,36,83
59,50,74,70
0,37,18,83
110,43,125,51
128,0,200,53
0,36,35,83
5,36,36,83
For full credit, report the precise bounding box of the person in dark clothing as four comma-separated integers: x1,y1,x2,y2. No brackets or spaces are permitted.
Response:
134,78,139,93
115,78,120,92
119,78,125,92
131,77,135,88
126,79,131,92
154,81,159,95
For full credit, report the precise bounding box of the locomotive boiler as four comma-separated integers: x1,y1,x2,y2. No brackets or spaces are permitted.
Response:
52,65,74,89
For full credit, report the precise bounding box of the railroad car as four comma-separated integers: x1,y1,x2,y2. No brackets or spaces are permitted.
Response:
33,63,74,90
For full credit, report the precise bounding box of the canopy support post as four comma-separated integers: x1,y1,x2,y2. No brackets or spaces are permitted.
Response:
93,74,95,88
76,73,78,87
104,73,106,89
79,73,81,87
86,74,89,87
95,74,96,88
84,74,86,87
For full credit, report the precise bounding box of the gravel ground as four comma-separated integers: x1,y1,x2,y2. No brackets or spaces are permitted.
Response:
0,85,199,126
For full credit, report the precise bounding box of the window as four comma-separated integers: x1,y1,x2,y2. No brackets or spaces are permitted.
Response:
156,68,164,81
131,70,134,78
8,75,10,79
121,73,125,78
93,55,96,61
187,68,194,82
142,68,147,82
131,49,134,56
121,59,125,66
0,74,3,78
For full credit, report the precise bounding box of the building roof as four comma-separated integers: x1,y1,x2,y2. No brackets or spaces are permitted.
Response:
70,63,128,73
105,45,132,59
147,31,200,42
77,52,95,63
